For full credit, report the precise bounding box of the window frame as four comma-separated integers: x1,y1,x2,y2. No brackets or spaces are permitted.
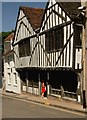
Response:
19,38,31,57
14,73,17,85
45,27,64,53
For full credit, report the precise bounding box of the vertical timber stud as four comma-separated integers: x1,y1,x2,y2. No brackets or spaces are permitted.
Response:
26,71,28,93
37,33,40,67
81,1,87,109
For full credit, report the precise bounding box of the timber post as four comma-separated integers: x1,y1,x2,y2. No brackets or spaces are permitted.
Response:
26,71,28,93
46,72,50,97
38,73,41,95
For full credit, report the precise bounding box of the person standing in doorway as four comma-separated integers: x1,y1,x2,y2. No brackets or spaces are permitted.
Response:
41,81,46,98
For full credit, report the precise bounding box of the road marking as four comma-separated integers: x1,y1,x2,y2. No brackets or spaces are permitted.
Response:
3,95,86,117
45,110,57,115
30,104,36,107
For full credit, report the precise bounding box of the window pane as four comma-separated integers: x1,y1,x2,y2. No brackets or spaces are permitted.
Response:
19,38,30,57
15,73,17,84
74,25,82,47
8,73,11,84
19,41,25,57
25,39,30,56
45,27,64,52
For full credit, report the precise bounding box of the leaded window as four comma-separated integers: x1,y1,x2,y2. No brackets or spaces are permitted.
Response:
74,25,82,47
19,38,30,57
45,27,64,52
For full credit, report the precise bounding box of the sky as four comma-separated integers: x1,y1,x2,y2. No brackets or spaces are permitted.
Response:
2,2,47,32
1,0,84,32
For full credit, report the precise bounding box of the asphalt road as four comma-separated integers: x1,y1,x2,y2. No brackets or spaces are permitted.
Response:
2,95,86,118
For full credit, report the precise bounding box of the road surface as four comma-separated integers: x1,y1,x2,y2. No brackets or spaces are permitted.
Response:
2,95,86,118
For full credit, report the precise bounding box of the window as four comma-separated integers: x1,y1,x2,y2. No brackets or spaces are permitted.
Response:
8,73,11,84
45,27,64,52
19,38,30,57
74,25,82,47
14,73,17,85
8,56,10,67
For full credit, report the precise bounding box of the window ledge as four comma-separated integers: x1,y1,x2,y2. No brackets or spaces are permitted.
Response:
45,49,62,53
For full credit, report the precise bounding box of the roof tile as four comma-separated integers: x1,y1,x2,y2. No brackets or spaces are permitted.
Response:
20,6,45,30
59,2,81,19
5,33,14,41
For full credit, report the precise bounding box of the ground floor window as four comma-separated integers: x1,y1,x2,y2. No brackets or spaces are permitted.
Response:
8,73,11,84
14,73,17,85
28,80,38,87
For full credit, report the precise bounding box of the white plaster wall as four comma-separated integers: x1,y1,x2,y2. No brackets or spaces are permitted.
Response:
4,54,21,94
23,86,39,95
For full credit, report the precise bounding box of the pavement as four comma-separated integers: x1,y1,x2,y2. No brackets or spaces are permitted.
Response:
1,89,87,115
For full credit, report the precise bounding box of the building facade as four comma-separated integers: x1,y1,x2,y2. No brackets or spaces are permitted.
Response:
4,33,21,94
13,0,84,102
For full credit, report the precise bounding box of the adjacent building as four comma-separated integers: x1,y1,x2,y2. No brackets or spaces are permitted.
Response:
3,33,21,94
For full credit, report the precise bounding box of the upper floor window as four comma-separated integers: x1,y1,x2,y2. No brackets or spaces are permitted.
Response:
19,38,30,57
45,27,64,52
74,25,82,47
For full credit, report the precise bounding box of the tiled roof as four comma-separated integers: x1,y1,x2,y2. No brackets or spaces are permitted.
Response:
59,2,81,19
20,6,45,31
19,3,81,31
4,33,14,55
5,33,14,41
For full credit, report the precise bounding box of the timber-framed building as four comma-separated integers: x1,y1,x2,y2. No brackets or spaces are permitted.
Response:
13,1,83,102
